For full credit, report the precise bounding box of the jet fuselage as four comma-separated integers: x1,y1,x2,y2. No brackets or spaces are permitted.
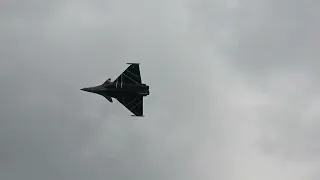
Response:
81,63,149,116
81,83,150,98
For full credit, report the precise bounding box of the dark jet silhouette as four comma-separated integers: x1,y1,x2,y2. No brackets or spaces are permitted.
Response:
81,63,150,116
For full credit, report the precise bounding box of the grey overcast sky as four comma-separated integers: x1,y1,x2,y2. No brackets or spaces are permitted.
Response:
1,0,320,179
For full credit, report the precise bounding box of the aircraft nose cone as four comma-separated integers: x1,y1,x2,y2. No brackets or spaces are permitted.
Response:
80,88,89,92
80,86,101,94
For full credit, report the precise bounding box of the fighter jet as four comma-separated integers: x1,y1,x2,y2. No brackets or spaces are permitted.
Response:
81,63,150,116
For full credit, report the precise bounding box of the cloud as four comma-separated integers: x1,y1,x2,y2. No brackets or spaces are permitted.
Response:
0,0,319,180
229,0,320,73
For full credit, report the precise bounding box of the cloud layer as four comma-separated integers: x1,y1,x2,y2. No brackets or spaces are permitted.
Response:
1,0,319,179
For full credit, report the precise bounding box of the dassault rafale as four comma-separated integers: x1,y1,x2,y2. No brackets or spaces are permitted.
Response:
81,63,150,116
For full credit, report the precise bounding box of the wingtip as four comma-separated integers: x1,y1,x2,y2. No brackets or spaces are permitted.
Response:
131,115,145,117
127,63,140,65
